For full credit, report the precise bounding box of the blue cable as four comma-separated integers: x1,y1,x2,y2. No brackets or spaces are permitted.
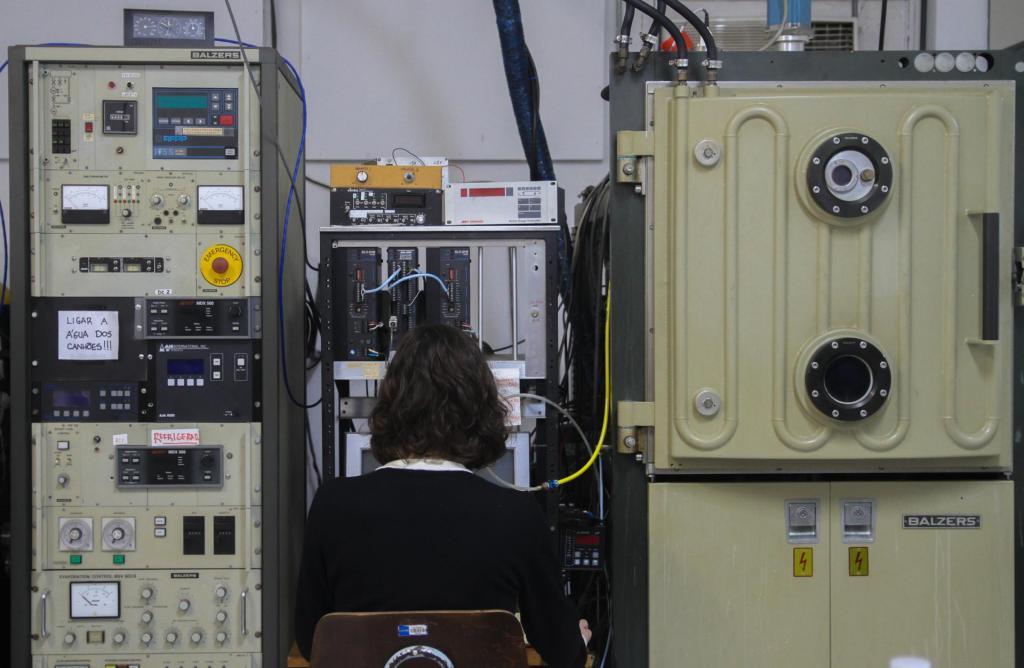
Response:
362,268,403,294
0,199,7,319
380,272,450,296
215,37,318,409
0,43,91,317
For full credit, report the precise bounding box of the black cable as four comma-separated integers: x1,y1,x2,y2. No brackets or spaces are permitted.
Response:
306,175,332,190
620,0,687,63
304,410,322,487
224,0,262,101
526,48,541,179
879,0,889,51
919,0,927,50
391,146,425,165
662,0,718,62
269,0,278,49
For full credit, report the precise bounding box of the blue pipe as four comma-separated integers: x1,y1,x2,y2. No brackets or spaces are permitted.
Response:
492,0,555,181
768,0,812,29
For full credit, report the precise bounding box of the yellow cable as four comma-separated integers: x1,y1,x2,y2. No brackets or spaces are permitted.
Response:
555,285,611,487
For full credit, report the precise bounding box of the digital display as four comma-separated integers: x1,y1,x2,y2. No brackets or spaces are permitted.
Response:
52,389,91,409
152,88,239,160
393,193,427,208
574,534,600,546
70,581,120,619
156,95,208,109
167,358,204,375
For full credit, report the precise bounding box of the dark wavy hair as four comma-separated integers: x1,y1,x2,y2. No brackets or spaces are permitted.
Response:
369,325,509,469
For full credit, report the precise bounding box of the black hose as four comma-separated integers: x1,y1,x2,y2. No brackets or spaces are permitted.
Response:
878,0,889,51
619,3,636,37
620,0,688,64
662,0,719,62
648,0,667,46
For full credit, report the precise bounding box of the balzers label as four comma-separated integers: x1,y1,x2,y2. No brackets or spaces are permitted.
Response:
191,50,241,60
171,572,200,578
903,514,981,529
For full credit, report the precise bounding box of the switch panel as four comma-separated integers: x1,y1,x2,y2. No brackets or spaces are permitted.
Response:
115,446,222,488
182,516,205,555
213,516,236,555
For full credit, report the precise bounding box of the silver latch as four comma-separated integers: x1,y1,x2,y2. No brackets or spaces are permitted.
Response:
841,499,875,543
785,499,820,544
1013,247,1024,306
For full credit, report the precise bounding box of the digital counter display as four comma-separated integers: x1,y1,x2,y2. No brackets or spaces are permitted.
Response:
168,358,205,375
152,88,239,159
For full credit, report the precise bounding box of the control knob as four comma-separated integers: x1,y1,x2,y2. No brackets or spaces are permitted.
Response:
201,454,216,468
178,194,191,206
165,630,178,644
141,610,153,624
113,631,126,645
141,631,153,645
216,631,228,644
178,598,191,612
215,610,228,624
140,587,154,601
67,527,82,542
56,473,70,488
215,585,228,600
191,631,203,644
356,169,369,183
121,208,132,218
63,632,76,645
111,527,125,542
151,194,163,207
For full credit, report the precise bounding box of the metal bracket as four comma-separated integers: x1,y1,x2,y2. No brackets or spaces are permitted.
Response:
338,397,379,419
617,400,655,454
1013,246,1024,306
616,131,653,186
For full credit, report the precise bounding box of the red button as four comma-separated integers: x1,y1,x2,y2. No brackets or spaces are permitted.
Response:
219,115,234,126
84,122,93,133
211,257,230,274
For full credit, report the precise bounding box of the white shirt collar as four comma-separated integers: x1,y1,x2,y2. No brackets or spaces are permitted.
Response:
376,458,472,473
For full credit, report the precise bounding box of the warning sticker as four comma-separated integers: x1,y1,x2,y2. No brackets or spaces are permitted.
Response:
793,547,813,577
58,310,119,360
848,547,869,576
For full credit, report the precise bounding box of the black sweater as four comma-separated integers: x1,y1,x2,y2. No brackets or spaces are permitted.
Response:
293,468,587,667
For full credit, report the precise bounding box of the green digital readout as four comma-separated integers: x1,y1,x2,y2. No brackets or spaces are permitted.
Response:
156,95,208,109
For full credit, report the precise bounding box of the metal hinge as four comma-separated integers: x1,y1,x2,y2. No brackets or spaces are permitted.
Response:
616,130,653,187
1014,247,1024,306
617,400,655,454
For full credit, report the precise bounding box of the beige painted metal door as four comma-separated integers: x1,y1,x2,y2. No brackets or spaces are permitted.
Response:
635,82,1015,472
829,480,1014,668
649,483,830,668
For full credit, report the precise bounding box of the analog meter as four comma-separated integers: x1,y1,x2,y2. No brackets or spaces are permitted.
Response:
198,186,245,225
70,581,120,619
61,185,110,224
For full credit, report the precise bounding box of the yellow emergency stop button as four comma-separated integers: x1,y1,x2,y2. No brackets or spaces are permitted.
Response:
200,243,243,287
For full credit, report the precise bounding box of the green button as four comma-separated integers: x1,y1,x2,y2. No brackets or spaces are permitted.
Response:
112,554,125,565
69,554,82,565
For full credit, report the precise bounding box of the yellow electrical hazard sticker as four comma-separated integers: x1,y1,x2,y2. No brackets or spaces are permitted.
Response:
199,243,243,287
793,547,813,577
849,547,869,576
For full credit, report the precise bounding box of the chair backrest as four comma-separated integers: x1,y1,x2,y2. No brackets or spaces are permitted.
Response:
310,609,529,668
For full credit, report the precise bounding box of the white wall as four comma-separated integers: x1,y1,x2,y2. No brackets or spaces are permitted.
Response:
990,0,1024,49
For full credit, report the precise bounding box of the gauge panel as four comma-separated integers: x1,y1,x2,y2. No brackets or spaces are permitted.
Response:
69,581,120,619
197,185,245,225
123,9,214,47
61,185,110,225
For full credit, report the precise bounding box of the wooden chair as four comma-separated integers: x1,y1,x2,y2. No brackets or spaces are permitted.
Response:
310,609,529,668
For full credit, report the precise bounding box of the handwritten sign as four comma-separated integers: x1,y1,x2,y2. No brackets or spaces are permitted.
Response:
58,311,119,360
490,365,522,427
150,428,201,447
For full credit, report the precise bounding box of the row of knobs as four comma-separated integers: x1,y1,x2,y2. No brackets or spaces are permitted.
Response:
139,584,228,602
63,628,229,646
119,194,190,218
